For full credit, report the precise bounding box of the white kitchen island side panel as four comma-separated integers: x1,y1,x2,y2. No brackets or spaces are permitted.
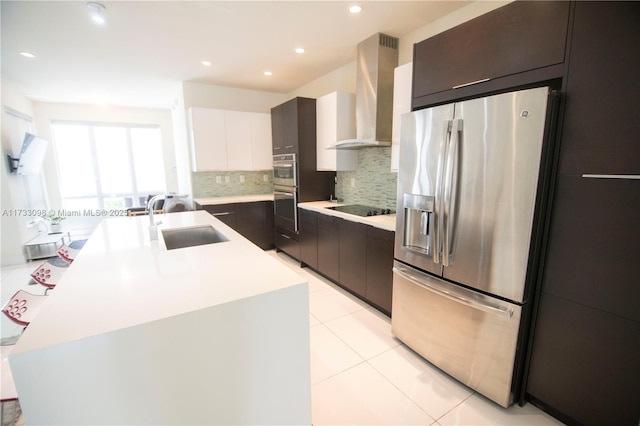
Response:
10,283,311,425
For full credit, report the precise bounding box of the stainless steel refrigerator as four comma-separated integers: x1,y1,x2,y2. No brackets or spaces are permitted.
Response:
392,86,558,407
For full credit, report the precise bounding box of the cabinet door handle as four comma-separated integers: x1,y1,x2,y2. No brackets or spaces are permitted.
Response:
212,212,230,216
284,145,295,149
581,174,640,180
280,233,292,240
452,78,490,89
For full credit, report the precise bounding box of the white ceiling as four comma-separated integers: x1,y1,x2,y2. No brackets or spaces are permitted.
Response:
1,1,471,109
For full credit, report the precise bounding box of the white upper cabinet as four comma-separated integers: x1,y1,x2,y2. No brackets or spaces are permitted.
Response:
391,62,412,172
189,107,272,171
250,113,273,170
189,108,227,171
225,110,253,170
316,91,358,171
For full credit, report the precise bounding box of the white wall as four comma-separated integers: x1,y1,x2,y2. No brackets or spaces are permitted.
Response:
171,84,192,195
1,79,40,265
182,81,286,113
286,62,357,100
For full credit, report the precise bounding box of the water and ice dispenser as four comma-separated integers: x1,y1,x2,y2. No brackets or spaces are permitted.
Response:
402,194,435,256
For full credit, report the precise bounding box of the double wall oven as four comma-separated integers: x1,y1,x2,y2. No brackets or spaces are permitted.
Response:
273,154,298,233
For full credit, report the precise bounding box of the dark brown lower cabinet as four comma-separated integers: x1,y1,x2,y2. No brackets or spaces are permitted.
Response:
339,219,367,296
299,209,318,269
275,227,299,260
527,293,640,426
317,214,340,282
365,226,394,315
197,201,274,250
300,209,394,316
201,203,237,228
235,201,274,250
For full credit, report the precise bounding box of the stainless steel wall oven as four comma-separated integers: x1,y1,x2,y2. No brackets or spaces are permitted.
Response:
273,185,298,232
273,154,297,187
272,153,299,233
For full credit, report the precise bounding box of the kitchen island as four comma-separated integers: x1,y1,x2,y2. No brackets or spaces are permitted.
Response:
9,211,311,425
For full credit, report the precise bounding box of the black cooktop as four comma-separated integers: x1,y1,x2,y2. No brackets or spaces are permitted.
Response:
326,204,394,217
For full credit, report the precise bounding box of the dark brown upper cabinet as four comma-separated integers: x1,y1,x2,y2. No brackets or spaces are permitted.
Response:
271,97,312,155
556,1,640,175
412,1,570,108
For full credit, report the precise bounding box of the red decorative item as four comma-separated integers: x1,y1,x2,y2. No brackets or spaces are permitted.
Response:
31,260,69,292
2,290,48,327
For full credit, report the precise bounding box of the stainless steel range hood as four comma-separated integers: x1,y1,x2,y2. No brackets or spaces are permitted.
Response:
327,33,399,149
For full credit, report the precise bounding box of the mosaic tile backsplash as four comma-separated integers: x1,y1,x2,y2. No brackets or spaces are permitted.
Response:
192,170,273,198
192,148,398,208
336,147,398,210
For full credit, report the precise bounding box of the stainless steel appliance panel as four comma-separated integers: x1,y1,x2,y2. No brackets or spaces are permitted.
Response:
392,261,522,407
394,104,454,276
273,185,297,232
443,87,549,303
273,154,297,187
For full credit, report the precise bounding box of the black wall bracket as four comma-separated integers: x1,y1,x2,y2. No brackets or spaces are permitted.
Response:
7,154,19,173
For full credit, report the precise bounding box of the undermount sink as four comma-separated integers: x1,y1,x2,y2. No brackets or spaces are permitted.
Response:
161,225,229,250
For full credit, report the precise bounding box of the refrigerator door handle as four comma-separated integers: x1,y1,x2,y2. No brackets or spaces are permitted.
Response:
442,118,461,267
393,266,514,318
433,120,451,264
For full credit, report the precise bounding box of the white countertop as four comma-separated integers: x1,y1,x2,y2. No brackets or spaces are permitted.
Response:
194,196,395,231
13,210,305,354
194,194,273,205
299,201,396,232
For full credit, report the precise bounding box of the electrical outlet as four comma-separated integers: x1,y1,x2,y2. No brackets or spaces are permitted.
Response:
224,176,230,184
216,176,222,184
263,174,269,182
239,175,245,183
351,178,356,188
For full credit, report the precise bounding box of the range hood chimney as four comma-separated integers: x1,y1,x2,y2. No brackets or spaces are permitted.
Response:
328,33,399,149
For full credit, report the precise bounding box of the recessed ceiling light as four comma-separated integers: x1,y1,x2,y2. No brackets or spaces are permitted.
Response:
87,2,106,25
20,52,35,58
202,61,212,66
264,71,273,76
349,5,362,14
295,48,305,54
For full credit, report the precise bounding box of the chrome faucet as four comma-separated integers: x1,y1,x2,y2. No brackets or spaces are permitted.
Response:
147,194,164,240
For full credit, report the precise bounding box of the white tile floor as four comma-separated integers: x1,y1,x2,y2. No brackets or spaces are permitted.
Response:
267,250,564,426
1,254,564,425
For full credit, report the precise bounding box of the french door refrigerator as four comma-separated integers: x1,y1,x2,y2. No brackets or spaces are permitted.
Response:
392,86,558,407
